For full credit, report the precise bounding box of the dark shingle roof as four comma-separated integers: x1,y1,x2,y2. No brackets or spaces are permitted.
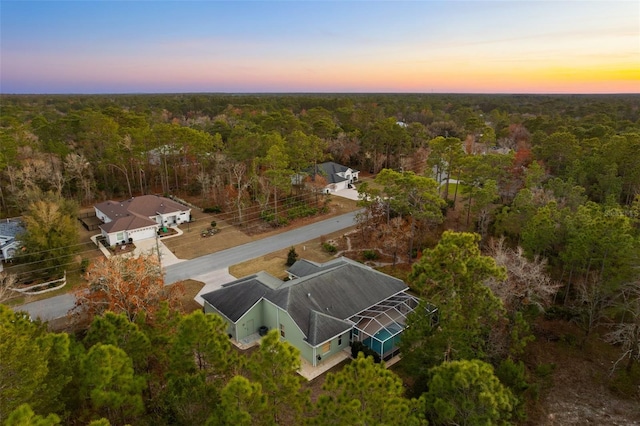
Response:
202,257,408,346
286,257,349,278
0,219,24,240
0,218,24,253
304,162,358,184
308,311,352,344
203,275,273,322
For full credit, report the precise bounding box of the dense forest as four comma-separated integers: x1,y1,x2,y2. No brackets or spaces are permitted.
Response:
1,93,639,425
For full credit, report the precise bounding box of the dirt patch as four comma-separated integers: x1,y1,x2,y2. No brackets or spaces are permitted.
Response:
527,319,640,426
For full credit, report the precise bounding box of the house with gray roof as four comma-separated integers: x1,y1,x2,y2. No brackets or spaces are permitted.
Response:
0,218,24,262
295,161,359,194
202,257,420,367
94,195,190,246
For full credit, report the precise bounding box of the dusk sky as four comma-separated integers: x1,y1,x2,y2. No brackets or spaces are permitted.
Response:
1,1,638,94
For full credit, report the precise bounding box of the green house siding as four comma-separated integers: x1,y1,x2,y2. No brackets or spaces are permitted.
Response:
236,300,265,340
262,299,279,331
262,299,314,364
203,303,236,339
205,298,319,365
313,331,350,366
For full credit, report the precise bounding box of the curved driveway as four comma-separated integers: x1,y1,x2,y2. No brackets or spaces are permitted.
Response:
16,210,359,321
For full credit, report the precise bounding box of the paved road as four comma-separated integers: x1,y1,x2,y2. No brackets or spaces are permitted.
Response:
164,210,359,284
14,293,76,322
15,210,359,321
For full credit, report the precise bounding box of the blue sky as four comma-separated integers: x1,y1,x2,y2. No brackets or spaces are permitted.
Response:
1,1,638,94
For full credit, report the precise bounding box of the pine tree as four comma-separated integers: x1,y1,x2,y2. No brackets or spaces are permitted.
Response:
80,344,145,425
247,330,309,424
286,246,298,266
425,359,515,425
314,353,427,425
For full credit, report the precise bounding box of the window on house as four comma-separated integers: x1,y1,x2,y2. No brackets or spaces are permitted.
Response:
280,324,285,338
338,335,342,346
322,341,331,354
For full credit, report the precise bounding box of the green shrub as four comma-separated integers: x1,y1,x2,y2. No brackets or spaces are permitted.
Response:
544,305,578,321
260,209,287,226
286,204,318,219
80,258,90,274
535,362,556,379
496,358,530,421
322,242,337,254
609,364,640,397
203,206,222,214
350,341,381,363
363,250,378,260
260,210,275,222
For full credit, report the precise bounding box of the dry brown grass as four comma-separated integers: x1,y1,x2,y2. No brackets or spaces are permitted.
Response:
179,279,206,312
229,230,348,279
162,210,253,259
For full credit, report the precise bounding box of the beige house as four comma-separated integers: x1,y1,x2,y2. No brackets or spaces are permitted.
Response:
94,195,190,246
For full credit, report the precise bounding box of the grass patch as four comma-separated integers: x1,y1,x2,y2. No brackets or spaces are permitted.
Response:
179,279,206,313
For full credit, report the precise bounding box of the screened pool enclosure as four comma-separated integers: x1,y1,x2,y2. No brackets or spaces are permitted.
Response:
348,292,423,361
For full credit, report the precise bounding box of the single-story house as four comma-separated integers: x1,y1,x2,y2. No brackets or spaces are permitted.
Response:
294,162,359,194
0,218,24,262
94,195,191,246
202,257,421,367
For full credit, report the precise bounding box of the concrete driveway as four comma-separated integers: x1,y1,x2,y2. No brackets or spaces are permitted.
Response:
132,237,183,267
333,188,360,201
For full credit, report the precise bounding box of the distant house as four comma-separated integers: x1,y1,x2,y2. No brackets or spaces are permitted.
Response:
0,218,24,262
297,162,360,194
202,257,422,367
94,195,191,246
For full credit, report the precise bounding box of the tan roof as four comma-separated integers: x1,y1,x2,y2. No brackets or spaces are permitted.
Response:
96,195,188,218
100,214,157,233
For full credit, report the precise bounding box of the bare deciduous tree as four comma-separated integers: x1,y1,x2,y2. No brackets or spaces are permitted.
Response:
486,237,560,314
225,162,252,225
0,272,17,303
605,280,640,372
328,132,360,166
380,217,408,267
64,153,94,203
195,171,211,202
